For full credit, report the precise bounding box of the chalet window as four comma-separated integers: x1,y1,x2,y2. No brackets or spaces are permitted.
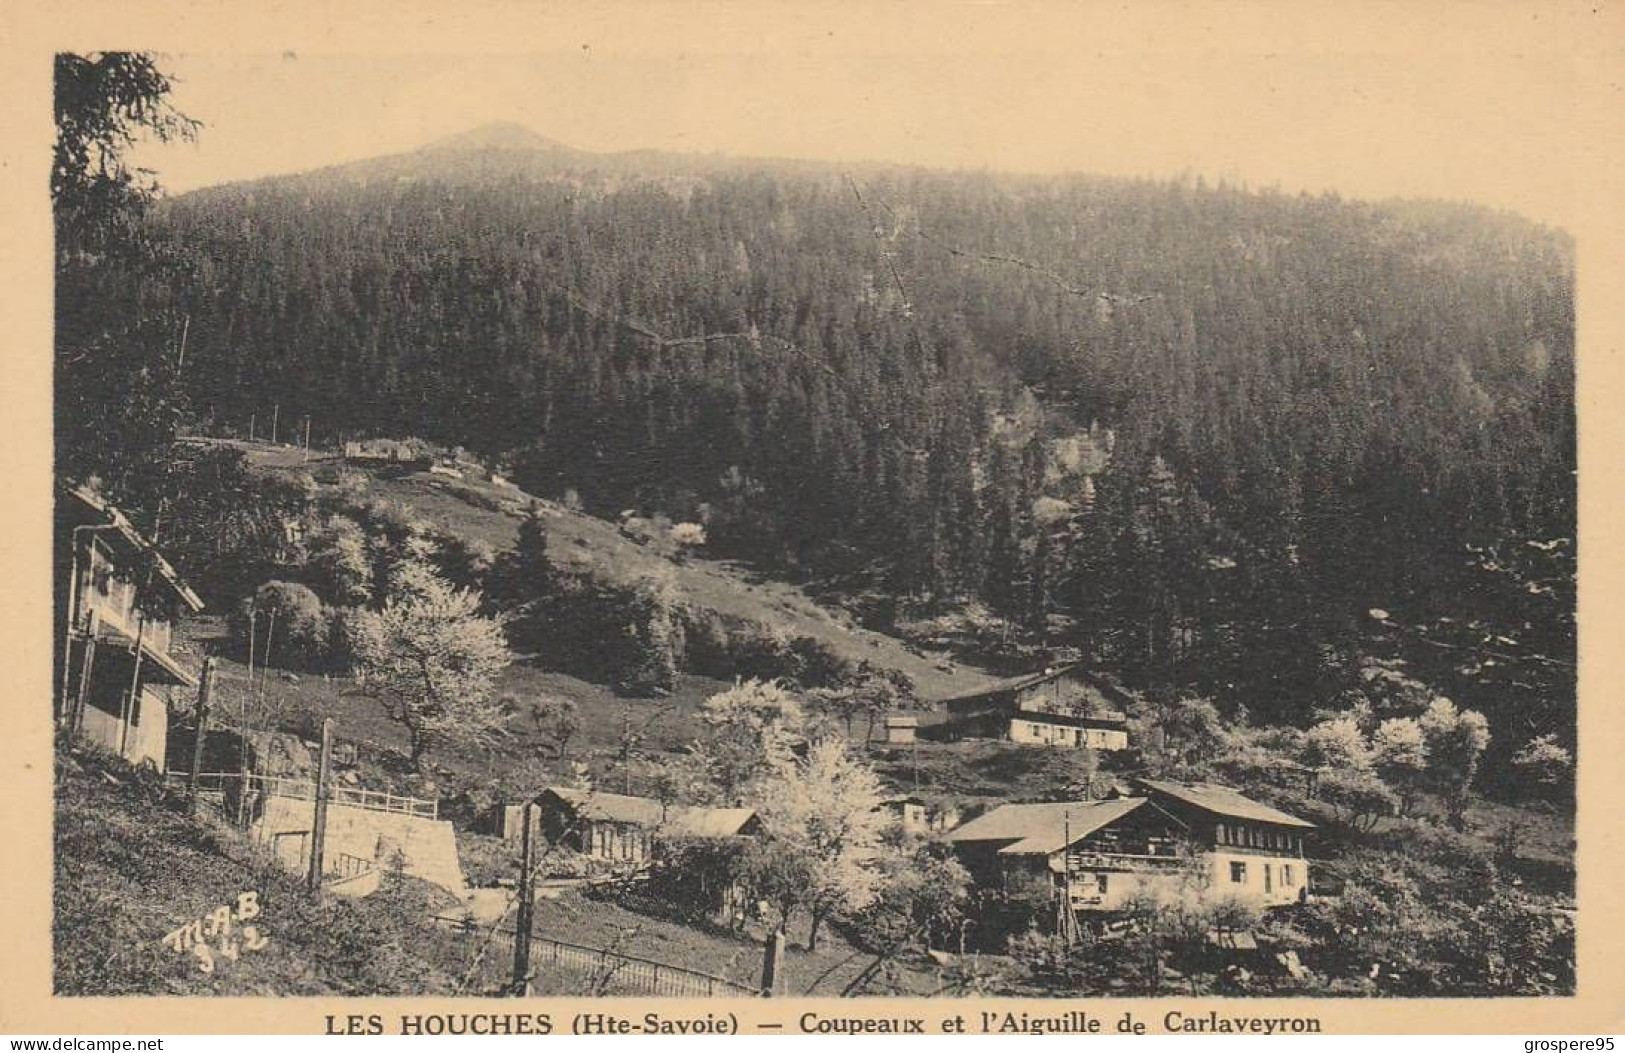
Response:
1096,874,1108,895
1230,861,1247,883
1264,864,1272,893
1283,865,1294,886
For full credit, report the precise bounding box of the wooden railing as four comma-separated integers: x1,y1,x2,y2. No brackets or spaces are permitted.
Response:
167,771,438,819
330,851,377,880
1066,850,1189,873
429,915,760,998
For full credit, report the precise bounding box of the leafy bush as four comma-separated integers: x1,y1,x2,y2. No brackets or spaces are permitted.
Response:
433,530,495,592
1511,734,1573,799
303,514,374,606
1315,768,1398,833
457,832,521,889
229,580,332,670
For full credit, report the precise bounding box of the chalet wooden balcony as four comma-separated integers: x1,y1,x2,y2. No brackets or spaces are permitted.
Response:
70,617,195,688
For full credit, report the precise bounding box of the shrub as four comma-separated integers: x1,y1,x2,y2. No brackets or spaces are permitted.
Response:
618,575,685,696
668,522,707,562
1302,714,1376,772
434,531,495,592
1511,734,1573,798
785,635,854,690
324,605,366,673
230,580,332,669
304,514,374,606
1418,697,1492,830
1315,767,1398,833
457,832,521,889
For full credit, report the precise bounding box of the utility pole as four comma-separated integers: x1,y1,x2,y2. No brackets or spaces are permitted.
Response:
239,606,256,826
1057,810,1079,947
306,718,334,891
271,403,280,446
117,592,148,761
256,609,278,715
512,800,538,996
760,930,785,997
248,412,256,444
176,314,190,372
188,658,217,814
302,416,312,462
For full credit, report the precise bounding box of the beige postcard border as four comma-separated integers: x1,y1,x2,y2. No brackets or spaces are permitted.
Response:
2,0,1623,1035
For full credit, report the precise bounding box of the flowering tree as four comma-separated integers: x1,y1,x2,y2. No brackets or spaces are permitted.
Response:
349,561,512,770
750,738,888,950
1511,733,1573,797
696,678,804,804
1418,697,1491,830
1371,716,1429,812
1302,714,1377,773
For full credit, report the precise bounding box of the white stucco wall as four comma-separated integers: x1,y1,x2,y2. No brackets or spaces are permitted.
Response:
79,687,168,770
1206,850,1306,907
1064,852,1307,911
1009,717,1129,751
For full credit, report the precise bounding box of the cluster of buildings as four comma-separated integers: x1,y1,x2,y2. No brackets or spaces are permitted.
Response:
484,774,1312,915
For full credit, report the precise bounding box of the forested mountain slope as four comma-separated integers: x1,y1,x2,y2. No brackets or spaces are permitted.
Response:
121,126,1573,751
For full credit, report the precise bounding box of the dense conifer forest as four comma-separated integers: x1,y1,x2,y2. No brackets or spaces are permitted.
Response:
68,124,1574,767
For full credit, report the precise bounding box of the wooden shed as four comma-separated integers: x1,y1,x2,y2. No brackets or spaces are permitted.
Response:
883,715,920,744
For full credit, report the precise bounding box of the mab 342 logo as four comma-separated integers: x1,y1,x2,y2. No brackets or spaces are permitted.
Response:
160,891,269,974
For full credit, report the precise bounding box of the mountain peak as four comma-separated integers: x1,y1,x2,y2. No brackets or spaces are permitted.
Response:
420,122,572,154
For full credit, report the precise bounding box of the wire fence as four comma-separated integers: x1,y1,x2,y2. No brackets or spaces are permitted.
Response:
428,914,760,998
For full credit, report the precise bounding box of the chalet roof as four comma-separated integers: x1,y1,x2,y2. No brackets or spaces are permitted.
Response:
1134,779,1315,830
937,663,1133,710
944,797,1148,856
61,486,205,612
884,715,920,727
538,787,757,837
665,805,759,839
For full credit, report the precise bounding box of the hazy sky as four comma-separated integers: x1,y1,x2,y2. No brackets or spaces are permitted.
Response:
125,11,1590,230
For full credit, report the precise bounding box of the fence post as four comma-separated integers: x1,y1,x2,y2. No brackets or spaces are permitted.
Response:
306,718,333,892
512,799,537,996
188,658,216,814
760,929,785,998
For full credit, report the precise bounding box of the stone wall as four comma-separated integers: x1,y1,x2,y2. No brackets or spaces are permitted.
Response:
252,794,467,897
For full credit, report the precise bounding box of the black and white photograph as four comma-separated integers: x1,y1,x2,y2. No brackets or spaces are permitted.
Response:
42,13,1587,1010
